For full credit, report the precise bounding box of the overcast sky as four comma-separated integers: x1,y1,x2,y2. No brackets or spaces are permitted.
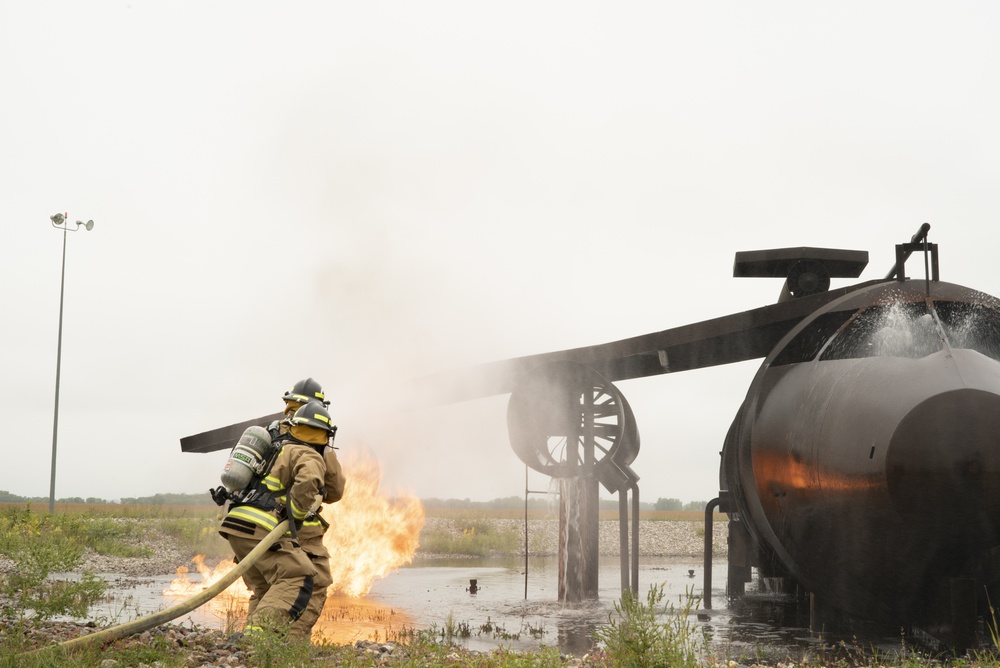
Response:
3,2,1000,505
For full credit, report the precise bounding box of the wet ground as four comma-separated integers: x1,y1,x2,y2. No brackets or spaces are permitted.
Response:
87,555,887,661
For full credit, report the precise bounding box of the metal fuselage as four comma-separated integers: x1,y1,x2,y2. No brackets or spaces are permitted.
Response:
722,279,1000,625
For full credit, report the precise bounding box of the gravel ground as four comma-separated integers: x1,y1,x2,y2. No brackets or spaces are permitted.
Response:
7,622,613,667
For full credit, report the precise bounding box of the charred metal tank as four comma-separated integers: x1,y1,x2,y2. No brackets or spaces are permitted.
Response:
722,278,1000,645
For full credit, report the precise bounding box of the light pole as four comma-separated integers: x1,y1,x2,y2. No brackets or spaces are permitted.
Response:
48,213,94,514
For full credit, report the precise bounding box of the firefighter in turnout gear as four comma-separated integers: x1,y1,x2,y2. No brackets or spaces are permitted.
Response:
218,396,337,637
287,401,346,638
262,378,347,636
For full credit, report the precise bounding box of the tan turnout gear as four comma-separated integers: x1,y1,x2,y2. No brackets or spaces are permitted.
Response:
289,446,347,637
219,442,327,631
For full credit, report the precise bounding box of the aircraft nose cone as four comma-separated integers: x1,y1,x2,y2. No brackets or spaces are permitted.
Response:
887,388,1000,518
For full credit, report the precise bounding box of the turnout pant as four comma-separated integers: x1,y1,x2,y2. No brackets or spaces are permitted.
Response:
225,531,316,633
289,533,332,638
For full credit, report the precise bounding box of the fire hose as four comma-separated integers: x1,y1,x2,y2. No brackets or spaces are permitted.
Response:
20,518,290,658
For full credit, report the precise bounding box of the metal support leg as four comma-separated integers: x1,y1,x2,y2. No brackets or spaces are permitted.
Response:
704,497,721,608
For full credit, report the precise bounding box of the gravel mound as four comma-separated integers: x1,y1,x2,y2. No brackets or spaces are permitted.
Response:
418,517,727,559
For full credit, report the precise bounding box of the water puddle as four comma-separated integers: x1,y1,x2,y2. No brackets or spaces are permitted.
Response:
83,556,830,657
82,557,939,661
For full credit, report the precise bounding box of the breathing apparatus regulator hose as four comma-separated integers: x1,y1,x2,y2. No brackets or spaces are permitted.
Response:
20,519,290,658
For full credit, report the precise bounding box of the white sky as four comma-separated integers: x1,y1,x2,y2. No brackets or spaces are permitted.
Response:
3,2,999,504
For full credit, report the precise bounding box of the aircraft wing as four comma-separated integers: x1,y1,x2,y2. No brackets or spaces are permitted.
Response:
412,279,884,405
180,412,284,454
180,246,877,451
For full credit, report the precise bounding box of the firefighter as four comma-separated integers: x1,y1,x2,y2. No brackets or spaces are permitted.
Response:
288,407,346,638
218,400,336,636
263,378,347,637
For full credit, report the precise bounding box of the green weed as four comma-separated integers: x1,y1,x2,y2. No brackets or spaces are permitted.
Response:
155,515,231,559
65,516,152,558
0,506,107,625
592,582,706,668
246,629,314,668
419,518,521,556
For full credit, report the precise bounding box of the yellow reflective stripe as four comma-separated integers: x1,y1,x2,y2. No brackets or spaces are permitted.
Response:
302,519,322,527
311,411,332,427
289,497,308,520
262,445,291,492
263,474,283,492
228,506,278,530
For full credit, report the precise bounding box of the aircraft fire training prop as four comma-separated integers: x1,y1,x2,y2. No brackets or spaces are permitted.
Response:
413,224,1000,649
181,224,1000,649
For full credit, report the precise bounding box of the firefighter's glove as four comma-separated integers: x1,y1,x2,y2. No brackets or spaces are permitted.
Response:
210,486,229,506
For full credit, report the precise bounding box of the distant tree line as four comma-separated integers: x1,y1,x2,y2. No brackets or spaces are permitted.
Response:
119,492,215,505
0,490,708,510
0,490,214,506
652,497,708,511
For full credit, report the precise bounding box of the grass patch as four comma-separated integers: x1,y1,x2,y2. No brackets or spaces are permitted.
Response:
60,515,152,558
0,507,108,625
419,518,522,556
155,516,231,560
0,503,231,560
0,502,220,518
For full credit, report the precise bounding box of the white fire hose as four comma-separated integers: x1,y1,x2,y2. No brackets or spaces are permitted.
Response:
21,519,290,658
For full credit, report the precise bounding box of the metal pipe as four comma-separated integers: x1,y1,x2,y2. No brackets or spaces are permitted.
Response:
704,497,722,608
619,489,629,592
923,236,931,297
885,222,931,279
630,482,639,595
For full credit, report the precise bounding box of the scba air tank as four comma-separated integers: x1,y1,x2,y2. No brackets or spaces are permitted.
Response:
220,426,273,492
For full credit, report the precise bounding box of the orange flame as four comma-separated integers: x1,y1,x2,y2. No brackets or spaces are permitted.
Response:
165,449,425,603
164,555,246,597
324,449,425,596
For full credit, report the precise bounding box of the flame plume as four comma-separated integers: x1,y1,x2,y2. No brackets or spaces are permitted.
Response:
165,449,425,603
325,449,425,596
